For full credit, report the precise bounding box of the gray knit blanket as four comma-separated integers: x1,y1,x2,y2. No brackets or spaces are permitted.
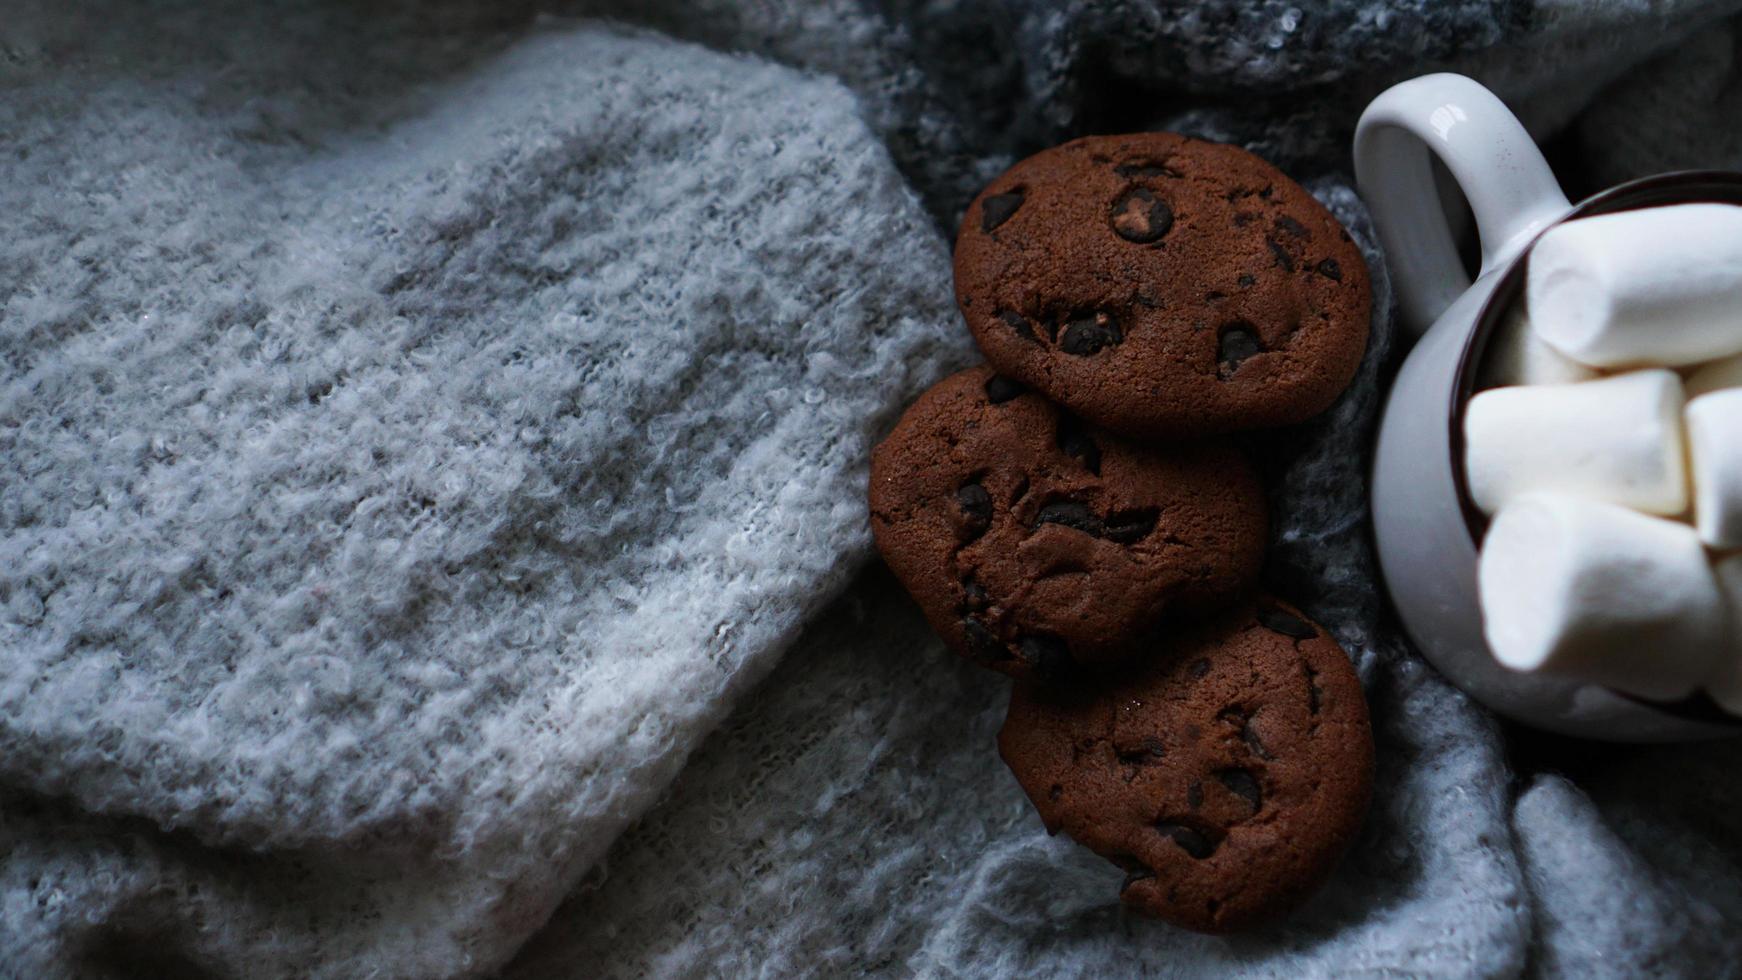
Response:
4,2,1741,977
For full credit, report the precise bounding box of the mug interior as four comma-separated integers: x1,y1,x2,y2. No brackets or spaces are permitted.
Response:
1447,170,1742,726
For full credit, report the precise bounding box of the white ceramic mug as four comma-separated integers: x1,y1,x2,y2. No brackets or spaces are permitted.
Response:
1355,73,1742,741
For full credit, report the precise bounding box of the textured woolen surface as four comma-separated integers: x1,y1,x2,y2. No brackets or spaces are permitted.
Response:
4,0,1742,977
0,10,964,977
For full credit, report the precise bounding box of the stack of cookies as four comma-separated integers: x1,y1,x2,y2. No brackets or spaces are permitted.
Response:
869,134,1377,933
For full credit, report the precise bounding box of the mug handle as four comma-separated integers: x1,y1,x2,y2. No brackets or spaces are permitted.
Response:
1354,73,1572,337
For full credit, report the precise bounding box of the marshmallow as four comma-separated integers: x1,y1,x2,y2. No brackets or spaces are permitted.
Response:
1687,352,1742,398
1477,305,1600,388
1479,494,1727,701
1687,389,1742,548
1464,369,1688,516
1527,203,1742,368
1706,555,1742,716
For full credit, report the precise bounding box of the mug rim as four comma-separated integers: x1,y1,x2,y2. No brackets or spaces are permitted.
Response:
1446,169,1742,726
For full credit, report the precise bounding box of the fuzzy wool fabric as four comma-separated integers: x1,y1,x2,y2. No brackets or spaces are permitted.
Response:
0,8,964,976
3,1,1742,978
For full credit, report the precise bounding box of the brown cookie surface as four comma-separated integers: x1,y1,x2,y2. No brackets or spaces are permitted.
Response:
997,599,1373,932
953,133,1371,441
869,366,1266,682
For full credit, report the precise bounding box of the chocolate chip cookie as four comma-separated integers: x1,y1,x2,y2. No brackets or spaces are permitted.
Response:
953,133,1371,441
869,366,1266,682
998,599,1372,932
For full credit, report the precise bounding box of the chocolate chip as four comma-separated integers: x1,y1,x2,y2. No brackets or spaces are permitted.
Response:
1215,768,1263,812
1306,665,1324,714
956,483,992,539
1187,780,1204,809
1315,258,1343,281
1060,312,1122,355
1274,215,1309,239
984,375,1026,404
1267,238,1295,272
1189,659,1211,679
961,617,1007,661
1110,187,1174,244
1155,821,1217,859
1217,324,1263,380
1055,414,1101,475
1114,162,1179,179
1000,310,1038,342
1237,274,1256,288
1101,509,1158,544
1034,500,1102,537
981,190,1024,232
1257,605,1318,639
1218,706,1274,760
1018,634,1074,678
1242,718,1274,761
1117,737,1167,764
